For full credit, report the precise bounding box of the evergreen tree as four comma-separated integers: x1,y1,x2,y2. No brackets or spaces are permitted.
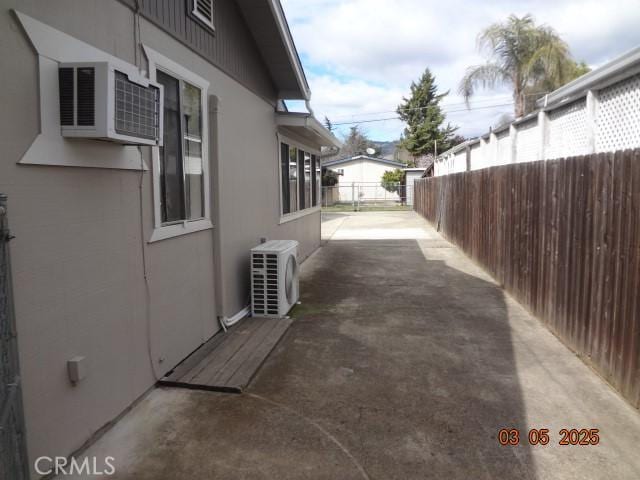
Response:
324,116,333,132
397,69,457,157
340,125,374,157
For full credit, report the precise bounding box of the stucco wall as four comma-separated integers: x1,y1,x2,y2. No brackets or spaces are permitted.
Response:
0,0,320,470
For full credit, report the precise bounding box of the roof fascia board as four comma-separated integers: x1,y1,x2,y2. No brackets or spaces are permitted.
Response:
268,0,311,100
276,113,341,148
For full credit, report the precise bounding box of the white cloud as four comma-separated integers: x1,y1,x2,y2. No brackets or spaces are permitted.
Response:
282,0,640,140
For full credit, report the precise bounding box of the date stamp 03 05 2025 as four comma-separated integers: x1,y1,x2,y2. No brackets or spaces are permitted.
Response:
497,428,600,446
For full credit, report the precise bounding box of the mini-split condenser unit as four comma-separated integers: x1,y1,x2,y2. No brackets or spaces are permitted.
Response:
251,240,299,317
58,62,163,146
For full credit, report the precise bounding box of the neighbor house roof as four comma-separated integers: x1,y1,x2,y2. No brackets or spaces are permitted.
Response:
322,155,407,168
237,0,310,100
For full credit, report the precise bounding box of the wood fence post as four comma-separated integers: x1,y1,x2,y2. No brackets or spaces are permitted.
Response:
510,124,518,164
538,110,548,160
586,90,599,153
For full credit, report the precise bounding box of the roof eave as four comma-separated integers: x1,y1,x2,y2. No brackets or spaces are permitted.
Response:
323,155,406,168
267,0,311,100
276,112,342,148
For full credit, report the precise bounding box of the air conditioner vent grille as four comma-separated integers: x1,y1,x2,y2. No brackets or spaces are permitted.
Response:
251,252,281,316
114,71,160,140
76,67,95,126
59,68,75,126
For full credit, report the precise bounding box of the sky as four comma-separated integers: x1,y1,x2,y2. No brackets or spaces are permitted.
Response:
280,0,640,142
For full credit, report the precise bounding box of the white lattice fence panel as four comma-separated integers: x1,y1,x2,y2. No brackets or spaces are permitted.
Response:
515,119,540,162
546,99,589,159
596,74,640,152
496,130,511,165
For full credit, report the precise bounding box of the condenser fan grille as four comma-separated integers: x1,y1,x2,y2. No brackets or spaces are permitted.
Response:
285,254,297,304
251,253,279,316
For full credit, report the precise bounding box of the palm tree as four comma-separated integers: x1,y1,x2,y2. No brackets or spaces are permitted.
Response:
459,15,587,117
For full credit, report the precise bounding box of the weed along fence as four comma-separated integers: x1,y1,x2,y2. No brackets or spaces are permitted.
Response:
414,150,640,408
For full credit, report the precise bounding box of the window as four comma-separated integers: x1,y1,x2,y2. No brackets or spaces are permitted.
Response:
156,71,204,223
144,46,212,242
192,0,214,30
304,151,311,209
289,145,298,213
312,154,320,207
279,140,320,219
280,143,290,214
297,149,305,210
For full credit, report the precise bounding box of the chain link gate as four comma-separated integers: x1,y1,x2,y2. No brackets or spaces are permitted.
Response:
321,182,410,212
0,194,30,480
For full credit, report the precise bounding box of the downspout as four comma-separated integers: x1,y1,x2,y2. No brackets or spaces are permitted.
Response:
305,99,314,116
208,94,230,332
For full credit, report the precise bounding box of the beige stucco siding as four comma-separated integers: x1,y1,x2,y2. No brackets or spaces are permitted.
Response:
0,0,320,469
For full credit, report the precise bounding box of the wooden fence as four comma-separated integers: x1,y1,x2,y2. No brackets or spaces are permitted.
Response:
414,150,640,408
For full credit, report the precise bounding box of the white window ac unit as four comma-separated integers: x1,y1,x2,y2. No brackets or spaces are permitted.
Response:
251,240,299,318
58,62,163,146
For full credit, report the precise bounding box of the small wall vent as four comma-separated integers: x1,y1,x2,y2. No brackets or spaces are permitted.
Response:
192,0,214,30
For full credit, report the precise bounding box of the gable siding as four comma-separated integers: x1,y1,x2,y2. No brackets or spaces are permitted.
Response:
131,0,277,102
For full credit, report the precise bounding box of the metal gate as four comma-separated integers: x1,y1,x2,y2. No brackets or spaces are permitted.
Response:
321,182,410,211
0,194,30,480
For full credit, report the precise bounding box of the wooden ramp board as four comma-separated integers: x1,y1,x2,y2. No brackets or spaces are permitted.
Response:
159,317,292,393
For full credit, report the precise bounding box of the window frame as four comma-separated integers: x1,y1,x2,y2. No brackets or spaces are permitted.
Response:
277,134,321,224
144,46,213,242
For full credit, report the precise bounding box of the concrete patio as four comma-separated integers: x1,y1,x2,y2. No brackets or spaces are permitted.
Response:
66,211,640,479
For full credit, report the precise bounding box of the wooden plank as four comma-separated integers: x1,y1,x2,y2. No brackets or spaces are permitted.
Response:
160,317,293,393
187,318,267,384
225,318,293,390
200,319,280,386
161,330,229,383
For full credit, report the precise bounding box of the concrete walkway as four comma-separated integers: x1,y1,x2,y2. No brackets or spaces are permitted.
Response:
69,211,640,479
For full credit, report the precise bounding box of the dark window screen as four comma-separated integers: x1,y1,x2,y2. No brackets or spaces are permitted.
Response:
311,154,318,206
298,149,306,210
281,142,290,214
156,70,185,223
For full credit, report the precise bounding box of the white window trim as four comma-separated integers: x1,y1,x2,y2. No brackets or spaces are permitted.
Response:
192,0,215,31
279,206,320,225
277,133,321,223
144,45,213,243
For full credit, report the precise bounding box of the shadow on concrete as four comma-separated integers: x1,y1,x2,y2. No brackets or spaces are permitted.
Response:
252,239,537,479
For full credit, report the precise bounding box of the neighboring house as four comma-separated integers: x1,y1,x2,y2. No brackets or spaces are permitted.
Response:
434,45,640,176
323,155,406,202
404,168,426,206
0,0,339,470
